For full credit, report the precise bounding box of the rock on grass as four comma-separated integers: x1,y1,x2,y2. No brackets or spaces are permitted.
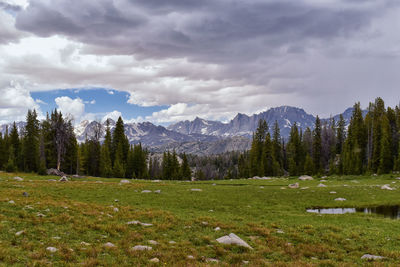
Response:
216,233,252,249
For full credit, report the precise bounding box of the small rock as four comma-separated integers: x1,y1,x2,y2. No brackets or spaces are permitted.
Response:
120,179,130,184
52,236,61,240
330,191,337,194
216,233,252,249
169,241,176,244
152,180,161,182
46,247,58,253
299,175,313,181
59,176,68,182
190,189,202,192
114,199,119,202
132,245,152,251
154,190,161,194
13,176,23,181
212,183,216,186
80,241,90,246
104,242,116,248
48,179,57,182
300,187,309,190
148,240,158,245
317,183,327,187
141,190,152,193
335,198,346,201
288,183,299,189
276,230,284,234
187,255,195,260
8,200,15,204
381,184,395,191
214,227,221,231
361,254,385,260
206,258,219,263
22,192,29,197
15,230,25,236
127,220,153,226
243,261,249,264
113,207,119,212
201,221,208,226
259,186,264,189
149,258,159,263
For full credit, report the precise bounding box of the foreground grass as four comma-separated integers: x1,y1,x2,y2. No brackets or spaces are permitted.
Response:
1,172,400,266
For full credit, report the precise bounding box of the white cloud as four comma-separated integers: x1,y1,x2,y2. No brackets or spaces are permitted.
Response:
55,96,85,121
0,81,41,123
102,110,122,123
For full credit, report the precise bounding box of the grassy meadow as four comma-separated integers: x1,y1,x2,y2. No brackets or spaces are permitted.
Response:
1,172,400,266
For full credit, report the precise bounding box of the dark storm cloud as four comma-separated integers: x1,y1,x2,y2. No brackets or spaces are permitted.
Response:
0,2,22,13
14,0,388,63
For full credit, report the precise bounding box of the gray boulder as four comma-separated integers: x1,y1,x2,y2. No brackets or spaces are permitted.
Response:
216,233,252,249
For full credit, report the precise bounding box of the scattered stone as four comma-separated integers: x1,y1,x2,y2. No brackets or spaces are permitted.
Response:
72,174,84,178
104,242,116,248
209,209,214,212
216,233,252,249
201,221,208,226
95,181,103,183
149,258,159,263
300,187,309,190
288,183,299,189
169,241,176,244
276,230,284,234
8,200,15,204
36,213,46,218
361,254,385,260
47,168,66,176
13,176,23,181
141,190,152,193
48,179,57,182
206,258,219,263
52,236,61,240
373,174,378,177
148,240,158,245
212,183,216,186
381,184,395,191
154,190,161,194
22,192,29,197
260,186,264,189
395,177,400,180
320,179,327,182
80,241,90,246
132,245,152,251
114,199,119,202
321,176,328,179
330,191,337,194
190,189,202,192
187,255,195,260
113,207,119,212
120,179,130,184
127,220,153,227
299,175,313,181
59,176,68,182
46,247,58,253
214,227,221,231
243,260,249,264
335,198,346,201
317,183,327,188
15,230,25,236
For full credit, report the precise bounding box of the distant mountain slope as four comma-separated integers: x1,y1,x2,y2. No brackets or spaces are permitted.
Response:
0,106,360,155
169,106,319,138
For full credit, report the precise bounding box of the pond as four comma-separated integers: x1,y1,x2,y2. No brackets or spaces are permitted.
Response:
306,205,400,219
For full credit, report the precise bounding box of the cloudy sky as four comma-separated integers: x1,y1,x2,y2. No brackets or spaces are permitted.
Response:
0,0,399,125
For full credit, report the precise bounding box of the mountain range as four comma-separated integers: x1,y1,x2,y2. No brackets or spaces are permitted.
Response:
0,106,355,155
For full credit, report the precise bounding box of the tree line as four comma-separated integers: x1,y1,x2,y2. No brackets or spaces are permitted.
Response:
1,97,399,179
0,110,192,179
239,97,400,177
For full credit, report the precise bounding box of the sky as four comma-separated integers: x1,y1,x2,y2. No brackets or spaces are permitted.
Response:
0,0,399,125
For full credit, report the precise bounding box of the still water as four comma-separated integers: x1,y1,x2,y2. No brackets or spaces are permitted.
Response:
306,205,400,219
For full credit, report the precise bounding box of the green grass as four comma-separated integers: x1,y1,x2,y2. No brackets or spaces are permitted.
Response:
1,172,400,266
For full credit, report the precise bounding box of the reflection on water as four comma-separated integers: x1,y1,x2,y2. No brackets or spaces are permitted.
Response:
306,205,400,219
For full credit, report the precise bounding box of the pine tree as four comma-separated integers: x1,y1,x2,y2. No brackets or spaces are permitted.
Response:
313,116,322,174
304,154,314,175
272,121,282,173
262,133,274,176
9,122,20,171
23,110,40,172
181,153,191,179
113,143,125,178
112,116,129,165
378,115,393,174
100,142,113,177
